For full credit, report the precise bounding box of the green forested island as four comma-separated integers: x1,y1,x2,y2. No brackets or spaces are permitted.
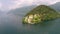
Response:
22,5,60,24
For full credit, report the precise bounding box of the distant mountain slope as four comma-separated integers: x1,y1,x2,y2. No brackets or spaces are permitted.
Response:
0,10,4,15
50,2,60,11
8,2,60,16
8,5,36,16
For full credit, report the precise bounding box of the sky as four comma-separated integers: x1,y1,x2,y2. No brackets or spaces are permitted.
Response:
0,0,60,11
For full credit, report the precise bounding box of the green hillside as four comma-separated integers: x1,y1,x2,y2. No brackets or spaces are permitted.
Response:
22,5,60,24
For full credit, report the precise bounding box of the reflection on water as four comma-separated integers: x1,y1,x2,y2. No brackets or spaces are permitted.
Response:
0,13,60,34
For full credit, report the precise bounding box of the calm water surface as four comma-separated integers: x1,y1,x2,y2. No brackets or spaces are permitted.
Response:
0,13,60,34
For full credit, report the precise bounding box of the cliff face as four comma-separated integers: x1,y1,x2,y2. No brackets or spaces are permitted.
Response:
22,5,60,24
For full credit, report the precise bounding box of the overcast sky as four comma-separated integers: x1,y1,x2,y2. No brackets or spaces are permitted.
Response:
0,0,60,11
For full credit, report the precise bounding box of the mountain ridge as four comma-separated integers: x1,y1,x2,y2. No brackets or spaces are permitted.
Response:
50,2,60,11
7,2,60,17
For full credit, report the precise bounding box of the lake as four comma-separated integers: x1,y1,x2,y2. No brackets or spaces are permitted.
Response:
0,13,60,34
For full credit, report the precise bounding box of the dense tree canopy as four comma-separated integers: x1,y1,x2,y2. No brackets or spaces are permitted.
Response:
22,5,60,24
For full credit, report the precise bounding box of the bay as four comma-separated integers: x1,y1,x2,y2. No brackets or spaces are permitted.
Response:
0,13,60,34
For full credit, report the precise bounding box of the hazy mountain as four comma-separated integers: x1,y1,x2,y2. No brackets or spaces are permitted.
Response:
0,10,5,15
8,5,36,16
50,2,60,11
8,2,60,17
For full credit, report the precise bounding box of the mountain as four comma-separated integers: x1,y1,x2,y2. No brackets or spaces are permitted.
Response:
50,2,60,11
0,10,5,15
8,2,60,16
23,5,60,24
8,5,36,16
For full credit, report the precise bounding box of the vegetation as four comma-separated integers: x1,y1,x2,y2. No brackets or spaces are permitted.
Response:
22,5,60,24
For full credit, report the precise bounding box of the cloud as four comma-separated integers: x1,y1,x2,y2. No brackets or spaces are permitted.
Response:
0,3,2,8
0,0,60,11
